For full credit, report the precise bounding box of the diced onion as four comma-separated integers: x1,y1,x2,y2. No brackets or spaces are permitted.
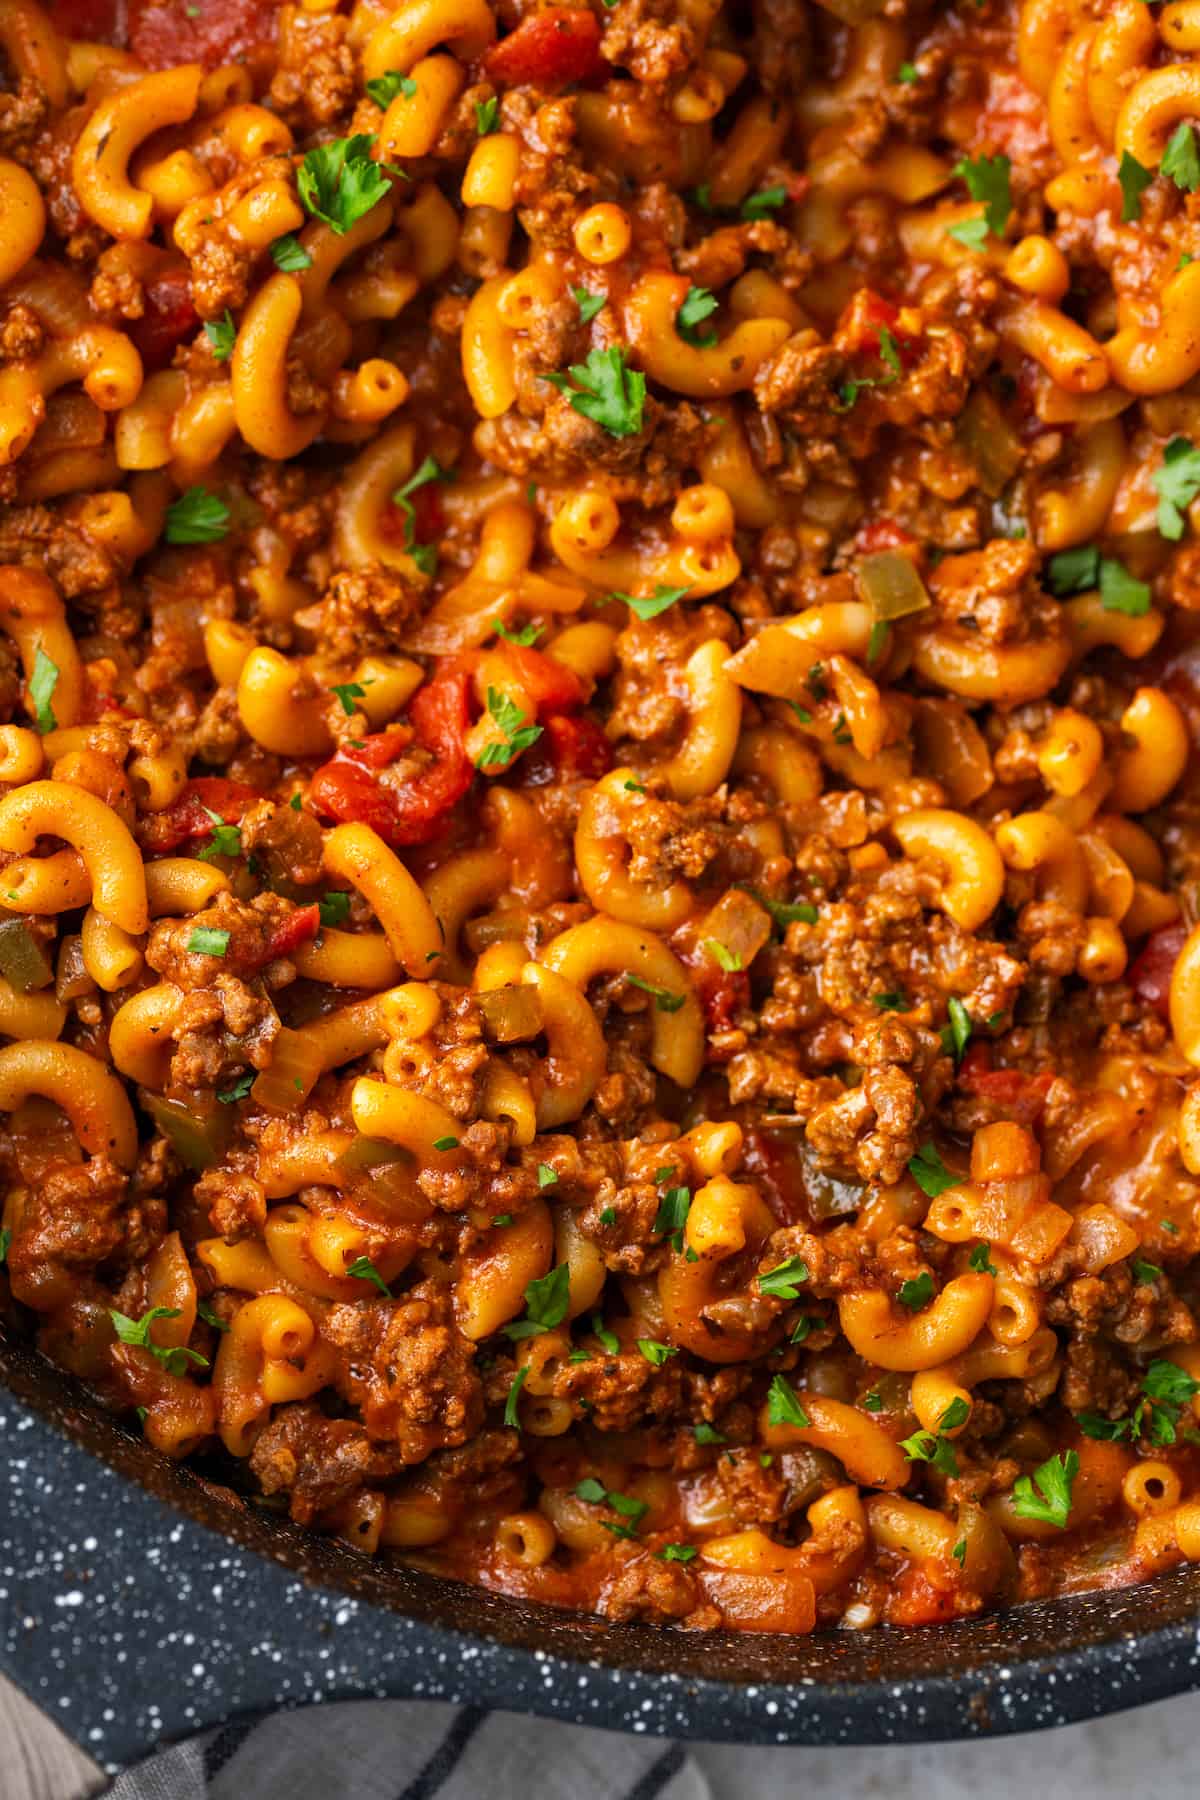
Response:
700,888,772,970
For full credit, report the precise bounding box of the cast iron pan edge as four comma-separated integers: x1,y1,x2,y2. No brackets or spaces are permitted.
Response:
4,1331,1200,1772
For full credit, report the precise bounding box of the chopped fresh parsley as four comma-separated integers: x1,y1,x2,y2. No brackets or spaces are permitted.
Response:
838,326,903,410
575,1479,649,1540
1079,1359,1200,1446
947,216,990,252
766,1372,810,1429
591,1312,619,1354
942,996,972,1062
953,153,1011,236
791,1315,816,1342
940,1396,970,1432
271,234,312,272
504,1365,527,1428
29,647,58,734
659,1543,698,1562
952,1537,967,1567
1133,1258,1162,1286
391,452,449,570
873,991,908,1011
217,1071,254,1104
900,1427,959,1476
1154,436,1200,540
1010,1449,1078,1529
896,61,919,84
969,1241,998,1276
898,1272,935,1311
537,1163,558,1188
492,1213,513,1227
196,1299,227,1333
741,185,787,220
612,582,691,621
494,617,541,647
571,284,606,324
187,927,229,957
758,1256,810,1300
0,1226,10,1263
196,807,242,863
1118,149,1154,222
1162,122,1200,194
653,1185,692,1251
476,686,543,769
626,973,685,1012
108,1306,209,1378
544,346,645,437
598,1207,617,1226
756,892,819,930
318,891,351,928
676,285,718,348
503,1264,571,1339
204,310,236,361
165,486,230,544
637,1338,678,1366
1043,543,1095,596
432,1135,459,1151
297,133,391,234
1099,558,1151,616
475,96,500,135
366,70,418,106
694,1421,727,1444
331,680,369,717
346,1255,392,1297
704,937,742,972
908,1143,956,1198
863,1389,883,1412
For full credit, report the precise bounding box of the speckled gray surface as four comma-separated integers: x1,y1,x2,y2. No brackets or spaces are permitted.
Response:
5,1381,1200,1774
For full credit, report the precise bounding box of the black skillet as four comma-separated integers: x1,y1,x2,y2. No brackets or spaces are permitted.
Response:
2,1327,1199,1775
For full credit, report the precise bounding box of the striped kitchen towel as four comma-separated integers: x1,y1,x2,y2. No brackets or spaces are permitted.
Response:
105,1702,702,1800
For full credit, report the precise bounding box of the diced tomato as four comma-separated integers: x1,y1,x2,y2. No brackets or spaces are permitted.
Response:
958,1043,1054,1123
676,939,750,1052
1129,922,1187,1021
741,1124,811,1228
885,1564,962,1627
520,711,612,786
855,517,918,554
128,0,282,69
310,668,475,849
253,902,320,969
140,777,261,853
836,288,920,367
484,8,605,86
50,0,124,40
490,641,584,715
128,267,198,373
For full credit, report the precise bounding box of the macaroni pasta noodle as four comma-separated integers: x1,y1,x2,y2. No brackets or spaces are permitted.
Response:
6,0,1200,1638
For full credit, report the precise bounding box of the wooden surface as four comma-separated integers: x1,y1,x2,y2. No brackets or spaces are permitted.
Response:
0,1675,102,1800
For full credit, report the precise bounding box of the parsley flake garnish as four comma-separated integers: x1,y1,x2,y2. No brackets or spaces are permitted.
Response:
366,71,417,106
571,284,605,324
908,1143,956,1198
504,1364,527,1427
109,1306,209,1378
1154,437,1200,540
898,1271,935,1311
346,1255,391,1297
271,234,312,272
204,310,236,360
612,582,691,621
165,487,230,544
1011,1449,1078,1529
476,686,543,768
29,647,58,734
758,1256,810,1300
543,345,645,437
1119,150,1154,221
187,927,229,957
767,1372,810,1428
626,973,685,1012
676,285,718,348
297,133,391,234
503,1264,571,1339
475,97,499,135
969,1241,998,1276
